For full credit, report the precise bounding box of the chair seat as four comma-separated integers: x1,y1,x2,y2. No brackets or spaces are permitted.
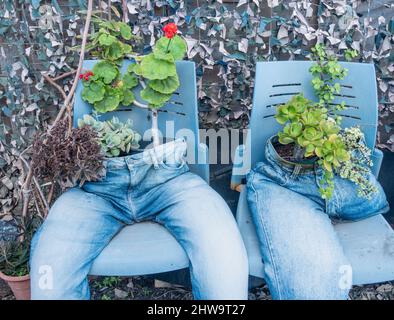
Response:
236,187,394,285
89,221,189,276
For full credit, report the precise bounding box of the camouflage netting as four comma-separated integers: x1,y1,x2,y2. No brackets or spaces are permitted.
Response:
0,0,393,215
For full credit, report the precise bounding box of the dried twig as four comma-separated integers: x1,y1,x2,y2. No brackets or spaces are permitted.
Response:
21,0,94,217
52,0,94,128
122,0,129,23
52,70,77,81
20,155,49,214
42,74,67,100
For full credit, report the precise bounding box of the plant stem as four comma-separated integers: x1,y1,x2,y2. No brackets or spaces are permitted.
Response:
151,109,160,147
166,38,172,53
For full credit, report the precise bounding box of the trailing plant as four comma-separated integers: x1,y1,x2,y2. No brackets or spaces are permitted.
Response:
78,114,142,157
338,127,378,199
31,119,105,189
275,44,376,200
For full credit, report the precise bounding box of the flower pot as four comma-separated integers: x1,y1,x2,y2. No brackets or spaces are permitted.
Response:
0,271,30,300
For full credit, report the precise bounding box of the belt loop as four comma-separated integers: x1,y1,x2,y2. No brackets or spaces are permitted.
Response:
149,148,160,169
290,164,302,178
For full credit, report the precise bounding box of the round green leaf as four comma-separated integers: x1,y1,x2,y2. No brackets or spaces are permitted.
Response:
120,23,132,40
93,61,119,84
122,73,138,89
93,90,121,113
121,89,135,106
81,81,105,104
98,34,116,46
154,35,187,61
140,86,171,108
153,47,175,63
140,53,177,80
148,75,180,94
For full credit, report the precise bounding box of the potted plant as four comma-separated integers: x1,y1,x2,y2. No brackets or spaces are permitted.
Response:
77,17,187,148
0,119,108,300
0,215,42,300
273,44,377,200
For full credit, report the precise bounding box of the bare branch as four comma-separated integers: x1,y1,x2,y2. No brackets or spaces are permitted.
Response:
42,73,67,100
52,70,77,81
52,0,94,128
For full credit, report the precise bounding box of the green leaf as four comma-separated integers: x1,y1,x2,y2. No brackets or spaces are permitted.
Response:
81,81,105,104
127,63,137,73
139,53,177,80
153,47,175,63
93,61,119,84
155,35,187,61
110,148,120,157
93,89,122,113
104,41,124,61
121,89,135,106
140,86,172,108
120,23,132,40
122,73,138,89
148,75,180,94
98,33,116,46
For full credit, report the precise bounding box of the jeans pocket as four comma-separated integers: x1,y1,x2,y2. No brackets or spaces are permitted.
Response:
159,158,187,170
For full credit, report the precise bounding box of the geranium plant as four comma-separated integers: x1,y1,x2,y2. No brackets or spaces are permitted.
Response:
275,44,376,200
80,19,187,149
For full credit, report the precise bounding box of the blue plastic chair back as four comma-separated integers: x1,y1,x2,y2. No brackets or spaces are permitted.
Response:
74,60,208,181
249,61,378,168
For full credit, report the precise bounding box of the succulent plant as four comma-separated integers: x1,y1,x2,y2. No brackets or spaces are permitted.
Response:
274,45,374,200
31,119,105,189
275,94,350,199
78,114,142,157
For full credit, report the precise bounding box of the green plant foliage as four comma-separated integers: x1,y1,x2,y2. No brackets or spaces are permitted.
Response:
139,53,177,80
92,61,119,84
80,17,187,113
78,114,141,158
82,81,106,104
154,35,187,61
309,44,348,109
94,89,122,113
148,76,180,94
87,17,135,62
275,44,375,200
140,86,172,108
0,215,42,277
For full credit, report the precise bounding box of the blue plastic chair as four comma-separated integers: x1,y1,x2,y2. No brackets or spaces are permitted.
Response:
73,60,209,276
231,61,394,285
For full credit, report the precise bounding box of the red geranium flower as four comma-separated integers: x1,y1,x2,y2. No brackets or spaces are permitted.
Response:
80,71,94,81
162,23,178,39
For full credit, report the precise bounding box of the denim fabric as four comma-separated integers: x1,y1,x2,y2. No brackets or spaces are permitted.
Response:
246,136,389,300
30,139,248,300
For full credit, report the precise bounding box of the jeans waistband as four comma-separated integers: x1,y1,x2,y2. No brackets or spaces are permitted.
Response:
104,138,187,170
265,136,317,175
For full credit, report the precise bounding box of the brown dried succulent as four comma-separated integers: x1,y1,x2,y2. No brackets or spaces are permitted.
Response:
31,119,105,189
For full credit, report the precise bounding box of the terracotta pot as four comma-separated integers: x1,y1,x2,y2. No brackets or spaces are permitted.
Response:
0,271,31,300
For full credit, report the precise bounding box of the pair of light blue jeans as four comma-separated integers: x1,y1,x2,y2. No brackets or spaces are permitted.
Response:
246,136,390,300
30,139,249,300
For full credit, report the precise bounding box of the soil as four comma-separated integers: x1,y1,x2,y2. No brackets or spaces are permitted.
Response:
2,277,393,300
273,142,296,161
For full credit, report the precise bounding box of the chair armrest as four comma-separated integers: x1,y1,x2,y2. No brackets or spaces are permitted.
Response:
231,144,246,191
371,148,384,178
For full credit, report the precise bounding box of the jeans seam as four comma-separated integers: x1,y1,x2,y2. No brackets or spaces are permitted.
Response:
250,173,284,299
